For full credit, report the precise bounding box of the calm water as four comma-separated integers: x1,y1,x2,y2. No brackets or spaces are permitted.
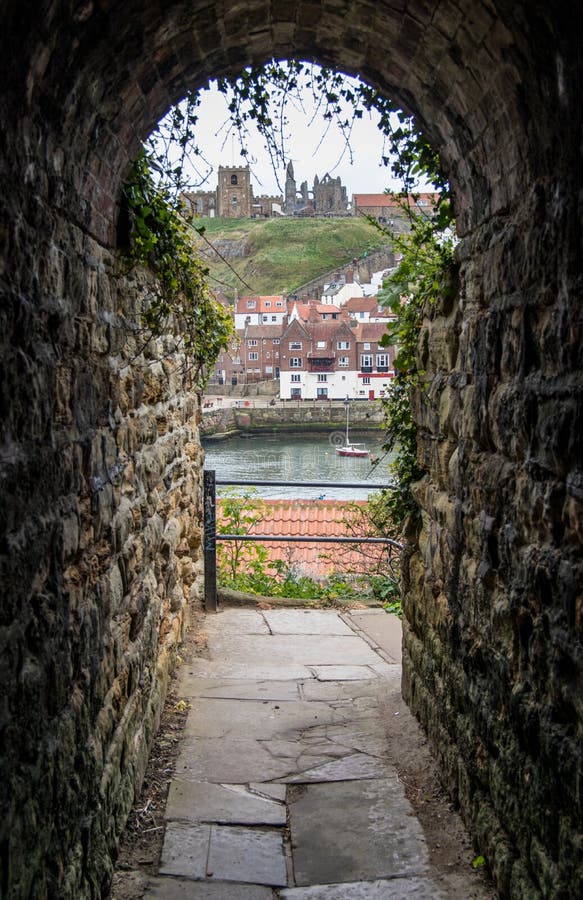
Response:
202,430,393,499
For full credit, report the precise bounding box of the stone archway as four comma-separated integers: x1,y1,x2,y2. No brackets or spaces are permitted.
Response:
0,2,581,897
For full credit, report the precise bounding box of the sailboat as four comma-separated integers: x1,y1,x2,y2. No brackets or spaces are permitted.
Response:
336,401,370,457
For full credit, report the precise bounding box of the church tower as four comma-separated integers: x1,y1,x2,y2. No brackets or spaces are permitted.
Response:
285,161,297,214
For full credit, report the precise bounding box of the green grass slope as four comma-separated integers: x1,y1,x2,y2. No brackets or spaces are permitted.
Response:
190,217,390,297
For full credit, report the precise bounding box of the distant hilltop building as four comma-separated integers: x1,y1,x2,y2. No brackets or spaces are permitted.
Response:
352,192,440,226
182,165,283,219
284,162,349,216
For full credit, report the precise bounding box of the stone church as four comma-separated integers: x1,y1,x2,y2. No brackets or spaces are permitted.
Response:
183,165,282,218
284,162,349,215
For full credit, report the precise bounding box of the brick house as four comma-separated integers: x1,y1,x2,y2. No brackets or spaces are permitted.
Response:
243,324,282,381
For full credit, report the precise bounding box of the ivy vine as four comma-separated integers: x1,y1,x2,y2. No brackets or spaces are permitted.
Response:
377,207,458,529
121,151,234,386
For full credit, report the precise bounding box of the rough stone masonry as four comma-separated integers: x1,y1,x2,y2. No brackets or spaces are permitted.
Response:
0,1,582,898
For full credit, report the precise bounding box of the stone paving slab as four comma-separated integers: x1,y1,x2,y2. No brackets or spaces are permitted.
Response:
179,678,302,701
174,737,306,783
263,609,356,635
199,633,383,668
145,878,275,899
280,877,446,898
166,780,286,825
202,609,270,634
159,822,210,879
160,822,287,886
308,665,381,681
207,824,287,885
182,659,313,680
281,752,391,783
288,778,429,886
344,611,402,664
181,697,344,740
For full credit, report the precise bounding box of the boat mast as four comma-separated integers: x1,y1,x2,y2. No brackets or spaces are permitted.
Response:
344,397,350,445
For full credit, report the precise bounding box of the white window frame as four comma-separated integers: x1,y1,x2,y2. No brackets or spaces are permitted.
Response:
291,373,301,383
290,341,302,350
316,340,326,349
290,357,302,367
248,339,258,347
337,340,350,350
338,356,349,367
317,373,327,382
360,354,373,368
248,351,258,361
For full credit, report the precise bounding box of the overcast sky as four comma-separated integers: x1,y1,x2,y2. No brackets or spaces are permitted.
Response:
168,79,409,199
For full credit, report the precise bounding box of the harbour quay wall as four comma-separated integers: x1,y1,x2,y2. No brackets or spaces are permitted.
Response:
200,401,384,438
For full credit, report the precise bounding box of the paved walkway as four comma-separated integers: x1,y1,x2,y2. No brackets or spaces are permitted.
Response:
142,608,490,899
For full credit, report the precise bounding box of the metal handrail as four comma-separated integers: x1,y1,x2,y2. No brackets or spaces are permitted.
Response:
203,470,402,611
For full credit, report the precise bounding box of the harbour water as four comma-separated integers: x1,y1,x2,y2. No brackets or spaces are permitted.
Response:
202,430,393,499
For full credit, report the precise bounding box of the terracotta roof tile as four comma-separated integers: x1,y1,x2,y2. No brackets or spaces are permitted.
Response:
217,499,389,579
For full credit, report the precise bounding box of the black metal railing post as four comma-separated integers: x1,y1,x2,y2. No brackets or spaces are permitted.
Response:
203,469,218,612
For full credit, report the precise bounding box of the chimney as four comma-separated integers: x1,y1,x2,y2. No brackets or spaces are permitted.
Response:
346,267,354,284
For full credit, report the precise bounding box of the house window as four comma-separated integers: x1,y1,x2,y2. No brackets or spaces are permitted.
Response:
363,342,371,350
247,300,256,308
273,339,280,345
362,377,371,385
290,357,302,367
317,373,327,382
337,341,350,350
361,354,373,368
291,387,301,398
276,300,283,307
263,315,268,322
291,373,301,382
265,366,273,374
376,353,389,371
338,356,349,367
232,196,238,205
231,174,238,185
264,301,271,307
248,339,258,347
248,352,258,361
266,352,271,359
271,315,277,321
316,341,326,349
317,387,328,398
290,341,302,350
233,356,241,365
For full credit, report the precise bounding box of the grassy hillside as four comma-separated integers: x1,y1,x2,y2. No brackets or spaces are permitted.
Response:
190,217,390,297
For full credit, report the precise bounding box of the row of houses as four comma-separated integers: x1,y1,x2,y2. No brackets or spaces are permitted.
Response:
210,281,398,399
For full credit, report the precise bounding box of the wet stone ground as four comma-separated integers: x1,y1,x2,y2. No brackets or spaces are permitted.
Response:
111,608,496,899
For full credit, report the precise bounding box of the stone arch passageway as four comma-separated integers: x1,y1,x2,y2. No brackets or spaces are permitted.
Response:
0,2,581,897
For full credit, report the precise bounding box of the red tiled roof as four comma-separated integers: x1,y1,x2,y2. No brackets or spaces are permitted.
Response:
217,499,389,579
352,192,440,208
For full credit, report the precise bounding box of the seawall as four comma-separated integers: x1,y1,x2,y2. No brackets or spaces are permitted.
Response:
200,401,384,439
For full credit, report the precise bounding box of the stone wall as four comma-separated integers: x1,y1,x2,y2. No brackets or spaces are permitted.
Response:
402,187,583,896
0,211,204,897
